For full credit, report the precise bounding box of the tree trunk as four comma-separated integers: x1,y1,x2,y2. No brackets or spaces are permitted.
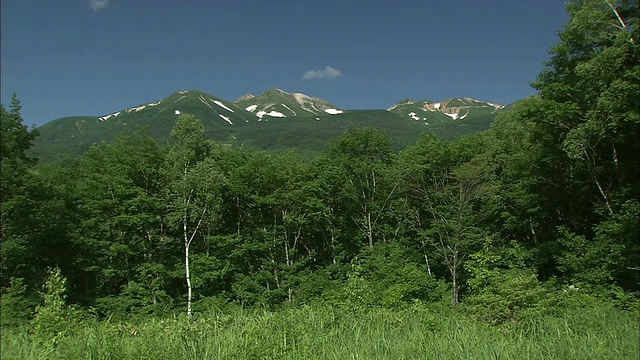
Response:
184,220,192,317
424,253,432,276
284,239,291,267
185,245,192,316
183,206,206,317
451,249,459,305
283,210,291,266
367,211,374,247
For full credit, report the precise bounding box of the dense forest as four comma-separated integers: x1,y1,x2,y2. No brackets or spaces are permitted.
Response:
1,1,639,357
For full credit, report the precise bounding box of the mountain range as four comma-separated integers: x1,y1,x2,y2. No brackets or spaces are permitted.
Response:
32,88,509,163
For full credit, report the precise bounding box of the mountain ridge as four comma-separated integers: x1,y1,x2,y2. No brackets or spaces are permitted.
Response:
32,88,511,164
44,89,505,125
387,97,503,124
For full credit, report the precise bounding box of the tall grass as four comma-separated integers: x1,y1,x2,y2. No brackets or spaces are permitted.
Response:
2,303,637,359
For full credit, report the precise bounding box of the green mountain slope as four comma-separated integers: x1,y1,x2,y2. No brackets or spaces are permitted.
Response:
34,90,257,160
236,110,424,152
92,89,257,132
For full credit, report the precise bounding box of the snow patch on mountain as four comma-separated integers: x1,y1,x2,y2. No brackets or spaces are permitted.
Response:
174,95,187,103
175,110,181,115
245,105,258,112
127,105,147,113
293,92,334,113
213,100,234,112
485,102,505,110
444,113,459,120
99,111,121,121
325,109,343,115
408,112,420,121
106,98,161,117
282,104,296,116
219,114,233,125
256,110,286,119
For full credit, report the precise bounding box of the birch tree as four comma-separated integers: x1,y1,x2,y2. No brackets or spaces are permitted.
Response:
166,114,223,316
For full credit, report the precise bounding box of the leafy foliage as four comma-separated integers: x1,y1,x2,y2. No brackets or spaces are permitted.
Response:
31,268,80,339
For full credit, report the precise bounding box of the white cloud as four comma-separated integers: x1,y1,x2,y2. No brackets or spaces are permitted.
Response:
90,0,110,11
302,66,342,80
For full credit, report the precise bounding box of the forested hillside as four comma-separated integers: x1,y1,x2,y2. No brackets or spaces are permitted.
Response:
1,0,638,358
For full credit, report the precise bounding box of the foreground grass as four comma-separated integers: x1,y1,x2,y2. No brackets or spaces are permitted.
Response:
2,303,638,360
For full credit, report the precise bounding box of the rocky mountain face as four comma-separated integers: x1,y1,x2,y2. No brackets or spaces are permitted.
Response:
233,93,256,103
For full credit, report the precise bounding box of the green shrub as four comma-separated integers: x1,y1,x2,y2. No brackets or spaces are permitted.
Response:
93,281,174,319
465,268,550,325
291,264,348,306
323,243,447,309
231,273,287,308
192,295,241,315
30,268,83,340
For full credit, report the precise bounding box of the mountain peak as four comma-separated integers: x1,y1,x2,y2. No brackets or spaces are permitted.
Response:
236,87,342,119
263,87,290,96
234,93,255,102
91,89,257,125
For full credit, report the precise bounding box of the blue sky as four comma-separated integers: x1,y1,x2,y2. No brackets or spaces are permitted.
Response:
1,0,569,127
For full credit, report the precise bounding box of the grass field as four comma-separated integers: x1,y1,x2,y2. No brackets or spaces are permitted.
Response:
2,302,637,360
